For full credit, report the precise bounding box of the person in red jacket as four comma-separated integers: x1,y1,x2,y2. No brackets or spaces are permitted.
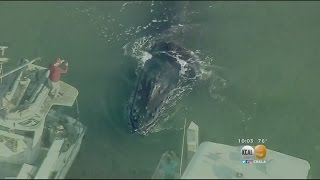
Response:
48,58,68,98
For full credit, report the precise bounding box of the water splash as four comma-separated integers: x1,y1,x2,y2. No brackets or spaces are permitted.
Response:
123,36,155,68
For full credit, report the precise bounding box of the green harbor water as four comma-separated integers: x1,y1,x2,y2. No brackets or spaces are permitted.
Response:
0,1,319,178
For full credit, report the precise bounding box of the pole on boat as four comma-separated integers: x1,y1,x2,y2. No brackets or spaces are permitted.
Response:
75,98,81,133
0,57,41,79
179,118,187,177
0,46,9,83
0,46,8,56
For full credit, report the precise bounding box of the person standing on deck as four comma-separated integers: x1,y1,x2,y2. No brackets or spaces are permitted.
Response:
48,58,68,98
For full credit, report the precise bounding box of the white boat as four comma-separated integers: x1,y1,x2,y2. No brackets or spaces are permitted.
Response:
152,121,311,179
152,150,180,179
0,47,86,179
181,142,311,179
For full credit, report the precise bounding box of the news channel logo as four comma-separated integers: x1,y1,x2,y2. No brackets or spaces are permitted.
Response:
241,145,267,164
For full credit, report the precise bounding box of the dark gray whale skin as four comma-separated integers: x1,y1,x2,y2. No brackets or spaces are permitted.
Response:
128,41,197,135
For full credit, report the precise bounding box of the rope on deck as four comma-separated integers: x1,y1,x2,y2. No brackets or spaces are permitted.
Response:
179,118,187,177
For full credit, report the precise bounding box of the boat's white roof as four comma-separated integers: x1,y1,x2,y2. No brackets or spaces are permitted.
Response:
35,139,65,179
16,163,34,179
181,142,310,179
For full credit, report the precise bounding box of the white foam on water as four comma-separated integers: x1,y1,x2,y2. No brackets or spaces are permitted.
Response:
141,51,153,64
159,50,189,76
152,19,169,23
123,36,155,67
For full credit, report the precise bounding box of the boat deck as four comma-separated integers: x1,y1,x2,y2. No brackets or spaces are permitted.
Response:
39,81,79,118
0,81,78,129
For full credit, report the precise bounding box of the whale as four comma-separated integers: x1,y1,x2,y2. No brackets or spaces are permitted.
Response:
128,40,198,135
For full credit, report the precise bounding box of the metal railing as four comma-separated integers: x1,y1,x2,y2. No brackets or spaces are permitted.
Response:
0,57,41,80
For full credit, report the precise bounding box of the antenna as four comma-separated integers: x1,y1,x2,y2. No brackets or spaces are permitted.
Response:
0,46,9,84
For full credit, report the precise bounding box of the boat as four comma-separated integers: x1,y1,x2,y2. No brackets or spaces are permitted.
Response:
152,120,197,179
152,150,180,179
152,121,311,179
181,141,311,179
0,46,86,179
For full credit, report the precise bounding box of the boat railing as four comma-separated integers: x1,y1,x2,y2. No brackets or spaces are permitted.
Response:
0,57,41,80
